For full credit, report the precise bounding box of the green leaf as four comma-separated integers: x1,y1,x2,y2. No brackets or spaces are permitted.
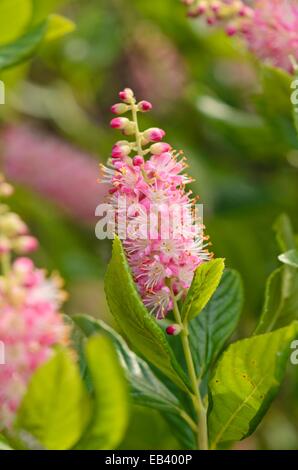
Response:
16,349,91,450
75,335,128,450
274,213,296,252
0,435,12,450
104,236,191,392
278,249,298,269
189,269,243,378
0,0,32,46
72,314,183,416
0,22,46,71
181,258,225,322
255,215,298,334
45,14,75,41
208,322,298,449
31,0,67,23
72,315,198,450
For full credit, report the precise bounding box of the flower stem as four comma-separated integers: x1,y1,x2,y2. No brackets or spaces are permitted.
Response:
130,100,144,156
170,283,209,450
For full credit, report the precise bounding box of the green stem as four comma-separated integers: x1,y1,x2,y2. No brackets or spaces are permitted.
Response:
131,101,144,156
170,283,209,450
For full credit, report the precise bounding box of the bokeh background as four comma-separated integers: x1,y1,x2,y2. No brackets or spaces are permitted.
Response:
0,0,297,449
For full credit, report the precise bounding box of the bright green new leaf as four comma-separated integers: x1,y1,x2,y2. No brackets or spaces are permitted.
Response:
104,236,191,392
189,269,243,378
45,14,75,41
208,322,298,449
0,0,32,46
278,249,298,269
181,258,225,322
16,349,91,450
75,335,128,450
31,0,67,23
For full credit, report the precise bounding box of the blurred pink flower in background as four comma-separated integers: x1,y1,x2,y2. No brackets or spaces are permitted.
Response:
243,0,298,73
125,22,188,113
2,126,108,224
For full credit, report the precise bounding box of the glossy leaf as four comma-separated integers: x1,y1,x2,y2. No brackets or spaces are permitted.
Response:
75,335,128,450
16,349,91,450
104,236,191,392
181,258,225,322
208,322,298,448
189,269,243,378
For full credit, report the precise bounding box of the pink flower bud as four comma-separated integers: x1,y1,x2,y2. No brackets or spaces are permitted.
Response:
14,236,39,254
138,100,153,112
111,103,129,115
112,142,131,159
133,155,144,166
143,128,166,143
150,142,172,155
119,88,134,103
110,117,130,129
166,324,182,336
206,16,216,25
226,24,237,36
211,1,220,13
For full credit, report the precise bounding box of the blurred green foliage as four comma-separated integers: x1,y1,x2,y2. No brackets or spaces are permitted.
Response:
0,0,297,450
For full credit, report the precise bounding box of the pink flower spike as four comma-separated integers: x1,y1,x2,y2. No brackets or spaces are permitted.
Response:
133,155,144,166
138,100,153,112
110,117,130,130
166,324,182,336
143,128,166,143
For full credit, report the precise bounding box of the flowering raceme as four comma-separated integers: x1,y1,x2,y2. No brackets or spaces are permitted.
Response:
182,0,298,73
0,176,69,429
100,89,210,319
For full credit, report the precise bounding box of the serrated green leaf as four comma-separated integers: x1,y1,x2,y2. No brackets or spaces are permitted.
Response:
15,349,91,450
45,14,75,41
104,236,191,392
278,249,298,269
189,269,243,378
72,314,183,416
0,0,32,46
181,258,225,322
208,322,298,448
0,22,46,71
75,335,128,450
